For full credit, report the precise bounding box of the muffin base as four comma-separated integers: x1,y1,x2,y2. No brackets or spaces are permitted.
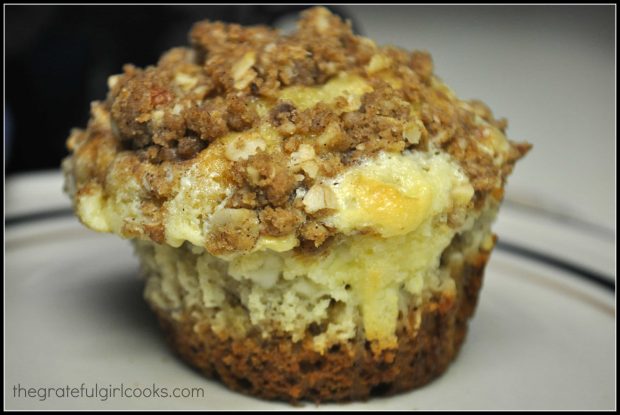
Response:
150,239,494,403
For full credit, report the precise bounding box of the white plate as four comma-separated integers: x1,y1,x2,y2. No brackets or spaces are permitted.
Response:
5,216,615,410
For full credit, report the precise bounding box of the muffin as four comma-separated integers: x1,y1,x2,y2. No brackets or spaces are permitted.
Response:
62,7,530,403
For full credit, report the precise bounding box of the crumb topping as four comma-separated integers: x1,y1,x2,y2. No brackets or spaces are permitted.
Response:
65,7,530,256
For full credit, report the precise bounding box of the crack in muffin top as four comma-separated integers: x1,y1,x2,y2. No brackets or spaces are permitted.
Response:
64,7,530,256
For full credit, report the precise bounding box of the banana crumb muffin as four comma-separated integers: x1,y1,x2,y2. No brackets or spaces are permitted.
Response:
63,7,530,403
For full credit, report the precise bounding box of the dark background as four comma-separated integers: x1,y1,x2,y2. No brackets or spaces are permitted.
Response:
5,5,360,174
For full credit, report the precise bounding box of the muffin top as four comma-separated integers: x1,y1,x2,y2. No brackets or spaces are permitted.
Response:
64,7,530,257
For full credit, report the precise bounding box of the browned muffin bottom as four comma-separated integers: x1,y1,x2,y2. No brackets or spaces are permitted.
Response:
151,237,493,403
